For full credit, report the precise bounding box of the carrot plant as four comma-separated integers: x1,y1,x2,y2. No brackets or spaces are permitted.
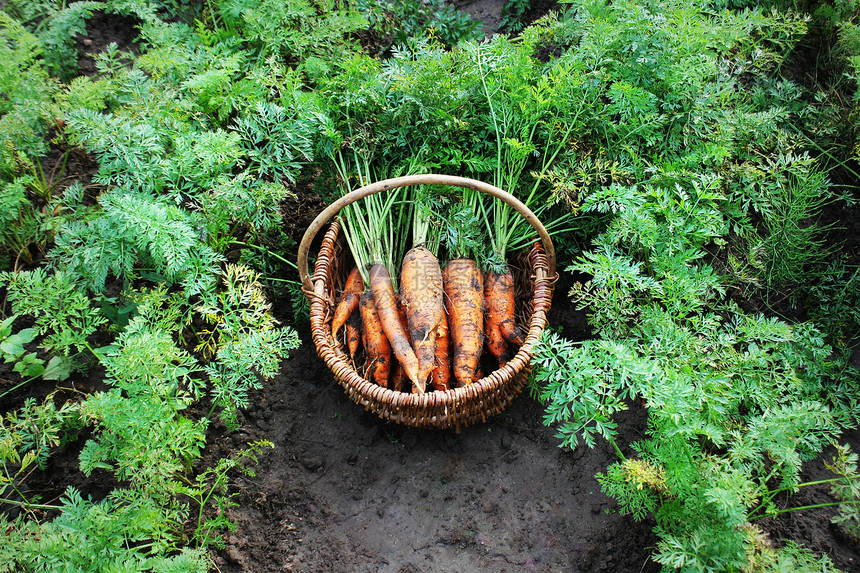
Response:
529,0,860,569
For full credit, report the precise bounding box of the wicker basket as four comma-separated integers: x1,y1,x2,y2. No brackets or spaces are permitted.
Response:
297,174,556,430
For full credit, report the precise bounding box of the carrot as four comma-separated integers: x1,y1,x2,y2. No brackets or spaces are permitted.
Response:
400,246,444,386
395,295,412,393
332,267,364,339
430,313,451,391
396,294,410,334
484,312,511,367
368,263,424,392
473,367,485,384
345,311,361,359
484,269,523,347
484,269,521,364
359,290,391,387
443,258,484,387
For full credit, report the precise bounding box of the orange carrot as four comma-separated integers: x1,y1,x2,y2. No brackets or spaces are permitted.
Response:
430,312,451,391
368,263,423,392
396,294,410,334
359,290,391,387
443,258,484,387
484,271,523,346
345,311,361,359
332,267,364,339
395,295,411,393
484,312,511,367
400,246,444,385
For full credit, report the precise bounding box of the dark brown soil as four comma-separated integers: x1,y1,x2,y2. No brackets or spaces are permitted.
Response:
205,282,661,572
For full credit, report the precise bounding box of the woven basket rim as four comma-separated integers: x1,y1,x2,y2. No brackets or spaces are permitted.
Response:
297,174,556,293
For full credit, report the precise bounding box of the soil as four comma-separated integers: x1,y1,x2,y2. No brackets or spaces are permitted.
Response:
2,3,860,573
205,276,662,572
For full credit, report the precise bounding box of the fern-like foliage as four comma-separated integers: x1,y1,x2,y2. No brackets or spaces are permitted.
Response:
0,177,29,241
1,268,107,356
64,110,167,194
533,332,653,449
0,487,209,572
195,264,300,427
199,174,294,251
79,387,206,500
51,189,223,295
39,1,101,81
232,100,319,184
101,313,203,402
217,0,366,71
0,12,57,178
2,397,80,471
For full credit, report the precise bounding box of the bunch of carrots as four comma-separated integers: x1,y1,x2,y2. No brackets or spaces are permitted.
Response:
330,186,527,394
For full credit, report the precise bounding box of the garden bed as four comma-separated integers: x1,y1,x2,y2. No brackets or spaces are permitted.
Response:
2,0,859,571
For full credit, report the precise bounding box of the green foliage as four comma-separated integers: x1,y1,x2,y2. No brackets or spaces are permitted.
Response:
530,8,860,567
101,315,202,402
0,12,58,178
233,99,318,184
79,388,206,498
532,332,640,449
1,396,80,472
500,0,533,33
51,190,223,295
196,264,300,427
2,0,859,569
1,268,107,356
39,1,102,81
0,315,47,379
64,109,168,194
0,178,28,234
0,488,209,572
358,0,481,48
800,258,860,343
168,131,246,206
216,0,366,75
319,39,486,177
826,444,860,542
201,176,295,250
180,439,273,546
0,177,32,264
757,154,836,286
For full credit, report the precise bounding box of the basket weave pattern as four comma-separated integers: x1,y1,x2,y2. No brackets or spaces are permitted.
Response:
299,175,556,429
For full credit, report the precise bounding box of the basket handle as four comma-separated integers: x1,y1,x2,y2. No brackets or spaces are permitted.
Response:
297,174,557,292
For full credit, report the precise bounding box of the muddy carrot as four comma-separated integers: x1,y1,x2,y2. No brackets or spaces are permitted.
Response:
472,367,485,384
396,293,410,334
485,268,523,347
395,295,411,392
345,311,361,359
443,258,484,387
430,313,451,391
400,246,444,386
484,311,511,367
368,263,423,392
332,267,364,339
359,290,391,387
